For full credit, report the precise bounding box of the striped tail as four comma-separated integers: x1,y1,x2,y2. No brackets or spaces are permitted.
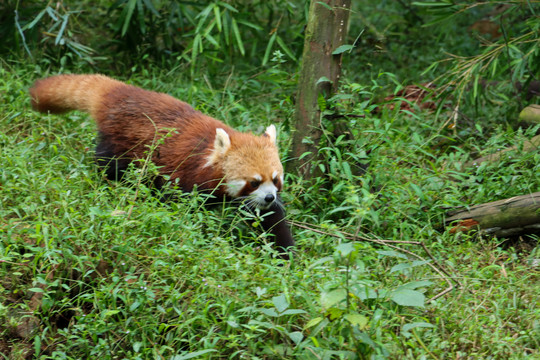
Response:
29,74,123,115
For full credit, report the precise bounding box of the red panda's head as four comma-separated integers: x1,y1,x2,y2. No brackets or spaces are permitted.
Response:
206,125,284,209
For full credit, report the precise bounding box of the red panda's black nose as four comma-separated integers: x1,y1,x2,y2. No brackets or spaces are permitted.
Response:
265,194,275,203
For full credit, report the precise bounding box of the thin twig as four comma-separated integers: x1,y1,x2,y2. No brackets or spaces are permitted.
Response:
289,220,461,302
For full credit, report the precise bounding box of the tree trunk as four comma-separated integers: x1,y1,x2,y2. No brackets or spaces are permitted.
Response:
288,0,351,178
445,192,540,237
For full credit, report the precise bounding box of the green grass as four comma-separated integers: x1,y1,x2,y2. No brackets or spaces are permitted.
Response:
0,60,539,360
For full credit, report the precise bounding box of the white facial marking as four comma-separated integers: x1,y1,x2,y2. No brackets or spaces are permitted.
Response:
253,174,262,182
251,180,278,209
226,179,247,197
272,170,278,180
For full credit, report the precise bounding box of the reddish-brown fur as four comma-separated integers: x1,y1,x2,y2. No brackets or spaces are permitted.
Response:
29,74,283,197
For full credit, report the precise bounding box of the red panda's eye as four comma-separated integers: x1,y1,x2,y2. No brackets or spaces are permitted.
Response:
272,177,279,185
250,180,261,188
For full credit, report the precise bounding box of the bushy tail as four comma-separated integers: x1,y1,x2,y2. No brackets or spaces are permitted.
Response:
30,74,123,115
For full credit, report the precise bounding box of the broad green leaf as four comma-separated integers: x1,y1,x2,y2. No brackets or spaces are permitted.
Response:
288,331,304,345
104,309,121,317
342,161,352,180
376,250,408,259
254,286,267,297
171,349,218,360
344,313,369,329
401,322,436,338
273,294,289,313
317,93,327,111
129,300,141,311
403,322,436,332
260,308,279,317
326,307,344,320
304,317,324,329
316,76,332,85
34,335,41,357
321,288,347,309
335,242,355,256
398,280,433,290
391,289,425,307
332,44,354,55
227,320,239,328
281,309,307,315
390,260,430,273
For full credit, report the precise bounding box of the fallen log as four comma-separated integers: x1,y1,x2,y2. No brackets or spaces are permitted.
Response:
445,192,540,237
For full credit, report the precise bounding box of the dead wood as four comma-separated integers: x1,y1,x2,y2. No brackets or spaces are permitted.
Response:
445,192,540,237
465,134,540,168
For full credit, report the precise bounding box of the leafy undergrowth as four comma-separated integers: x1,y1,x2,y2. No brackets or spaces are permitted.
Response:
1,64,539,359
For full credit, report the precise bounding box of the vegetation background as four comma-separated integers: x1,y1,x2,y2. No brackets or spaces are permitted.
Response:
0,0,539,358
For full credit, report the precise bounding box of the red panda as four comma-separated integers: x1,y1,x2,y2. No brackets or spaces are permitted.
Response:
29,74,294,257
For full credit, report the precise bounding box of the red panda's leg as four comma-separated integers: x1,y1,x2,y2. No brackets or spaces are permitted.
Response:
260,199,295,259
95,132,132,181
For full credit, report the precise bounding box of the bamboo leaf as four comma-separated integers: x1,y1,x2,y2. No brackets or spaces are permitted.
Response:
231,18,245,56
171,350,218,360
23,9,47,30
332,44,354,55
262,32,277,66
217,1,238,13
192,33,201,64
142,0,160,17
304,317,324,329
195,4,213,32
45,6,59,21
223,12,230,45
236,19,263,31
316,1,334,11
121,0,137,37
213,4,222,32
411,1,454,7
55,14,69,45
276,35,297,61
137,0,146,35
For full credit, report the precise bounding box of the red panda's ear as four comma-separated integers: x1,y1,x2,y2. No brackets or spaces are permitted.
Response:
205,128,231,167
214,128,231,153
264,125,277,144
